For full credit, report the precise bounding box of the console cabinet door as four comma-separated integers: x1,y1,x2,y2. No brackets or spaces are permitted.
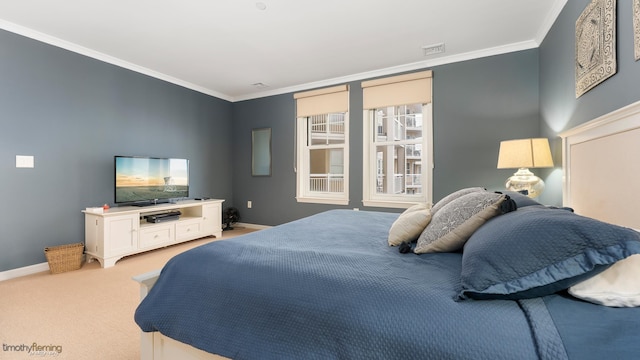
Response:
202,203,222,236
104,214,138,257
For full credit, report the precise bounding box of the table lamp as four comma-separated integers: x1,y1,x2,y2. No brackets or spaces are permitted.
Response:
497,138,553,198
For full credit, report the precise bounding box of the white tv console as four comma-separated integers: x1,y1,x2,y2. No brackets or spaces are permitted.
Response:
82,199,224,268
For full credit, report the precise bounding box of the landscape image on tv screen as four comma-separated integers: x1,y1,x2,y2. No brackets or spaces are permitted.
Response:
115,157,189,204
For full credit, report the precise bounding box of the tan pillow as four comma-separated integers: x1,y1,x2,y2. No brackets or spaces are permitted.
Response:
414,192,505,254
388,203,432,246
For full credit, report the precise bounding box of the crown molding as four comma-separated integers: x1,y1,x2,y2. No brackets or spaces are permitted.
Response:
1,16,553,103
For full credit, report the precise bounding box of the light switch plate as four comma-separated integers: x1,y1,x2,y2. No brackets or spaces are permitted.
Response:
16,155,34,168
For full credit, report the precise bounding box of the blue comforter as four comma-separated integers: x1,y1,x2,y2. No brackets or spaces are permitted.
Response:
135,210,638,359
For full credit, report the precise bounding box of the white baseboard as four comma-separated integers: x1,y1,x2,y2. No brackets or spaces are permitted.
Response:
0,262,50,282
234,222,271,230
1,225,268,282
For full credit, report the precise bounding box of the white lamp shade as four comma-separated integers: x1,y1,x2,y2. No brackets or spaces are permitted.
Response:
497,138,553,169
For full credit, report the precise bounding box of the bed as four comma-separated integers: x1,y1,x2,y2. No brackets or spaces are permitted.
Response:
134,100,640,360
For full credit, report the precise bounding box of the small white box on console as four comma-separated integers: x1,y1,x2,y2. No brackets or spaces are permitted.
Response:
85,207,104,214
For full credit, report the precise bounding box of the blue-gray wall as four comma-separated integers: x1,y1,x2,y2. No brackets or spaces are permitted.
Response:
538,0,640,205
232,50,541,225
0,29,234,272
4,0,639,272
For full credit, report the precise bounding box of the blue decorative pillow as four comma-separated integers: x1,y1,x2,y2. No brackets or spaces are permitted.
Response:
459,206,640,300
497,190,542,208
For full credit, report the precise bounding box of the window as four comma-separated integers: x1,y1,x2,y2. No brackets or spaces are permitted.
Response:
362,71,433,208
294,85,349,205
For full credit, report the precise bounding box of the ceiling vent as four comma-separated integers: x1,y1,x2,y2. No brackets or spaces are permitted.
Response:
251,82,269,89
422,43,445,57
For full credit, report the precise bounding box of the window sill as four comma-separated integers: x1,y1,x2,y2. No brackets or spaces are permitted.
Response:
296,197,349,206
362,199,427,209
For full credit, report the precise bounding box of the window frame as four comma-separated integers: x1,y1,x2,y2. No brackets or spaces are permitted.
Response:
296,112,349,205
294,85,350,205
362,102,433,209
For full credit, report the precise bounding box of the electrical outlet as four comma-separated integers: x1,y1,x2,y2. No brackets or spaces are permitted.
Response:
247,201,252,209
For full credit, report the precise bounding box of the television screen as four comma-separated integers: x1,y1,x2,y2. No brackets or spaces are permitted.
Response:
115,156,189,205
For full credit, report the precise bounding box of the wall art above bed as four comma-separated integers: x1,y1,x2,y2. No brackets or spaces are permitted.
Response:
575,0,617,98
634,0,640,60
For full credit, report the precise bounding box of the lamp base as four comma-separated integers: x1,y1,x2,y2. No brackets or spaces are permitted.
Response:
505,168,545,198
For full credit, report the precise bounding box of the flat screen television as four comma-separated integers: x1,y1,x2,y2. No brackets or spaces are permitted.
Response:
114,156,189,206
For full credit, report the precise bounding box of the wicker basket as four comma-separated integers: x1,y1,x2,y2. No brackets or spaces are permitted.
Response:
44,243,84,274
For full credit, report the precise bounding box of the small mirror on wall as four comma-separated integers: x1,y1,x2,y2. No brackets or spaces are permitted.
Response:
252,128,272,176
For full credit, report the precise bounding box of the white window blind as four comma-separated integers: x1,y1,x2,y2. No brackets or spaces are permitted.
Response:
362,70,432,109
294,85,349,117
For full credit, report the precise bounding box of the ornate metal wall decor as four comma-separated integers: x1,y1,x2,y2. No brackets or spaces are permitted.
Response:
575,0,617,98
635,0,640,60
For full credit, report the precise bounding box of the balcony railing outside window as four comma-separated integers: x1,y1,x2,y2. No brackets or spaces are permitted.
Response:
406,174,421,186
309,174,345,193
371,105,424,198
310,114,345,145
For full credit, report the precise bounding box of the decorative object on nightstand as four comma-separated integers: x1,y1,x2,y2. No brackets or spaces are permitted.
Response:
497,138,554,198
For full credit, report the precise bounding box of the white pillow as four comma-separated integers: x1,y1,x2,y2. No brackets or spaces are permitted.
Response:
388,203,431,246
568,254,640,307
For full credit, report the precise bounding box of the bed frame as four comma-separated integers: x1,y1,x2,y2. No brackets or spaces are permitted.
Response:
133,269,229,360
560,100,640,231
133,99,640,360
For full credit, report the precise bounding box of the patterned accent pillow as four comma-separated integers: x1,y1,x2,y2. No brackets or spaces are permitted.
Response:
414,192,507,254
430,187,486,215
388,203,431,246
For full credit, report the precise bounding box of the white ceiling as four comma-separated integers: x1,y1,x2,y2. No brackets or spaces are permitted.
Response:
0,0,566,102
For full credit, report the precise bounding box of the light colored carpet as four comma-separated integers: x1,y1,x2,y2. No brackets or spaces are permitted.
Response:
0,228,256,360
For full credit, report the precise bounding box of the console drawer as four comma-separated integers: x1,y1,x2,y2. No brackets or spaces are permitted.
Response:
176,220,202,241
139,225,173,249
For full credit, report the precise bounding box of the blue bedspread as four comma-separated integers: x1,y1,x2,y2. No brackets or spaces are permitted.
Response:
543,293,640,360
134,210,631,359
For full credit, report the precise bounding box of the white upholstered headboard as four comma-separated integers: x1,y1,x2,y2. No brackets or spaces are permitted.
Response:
560,100,640,231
